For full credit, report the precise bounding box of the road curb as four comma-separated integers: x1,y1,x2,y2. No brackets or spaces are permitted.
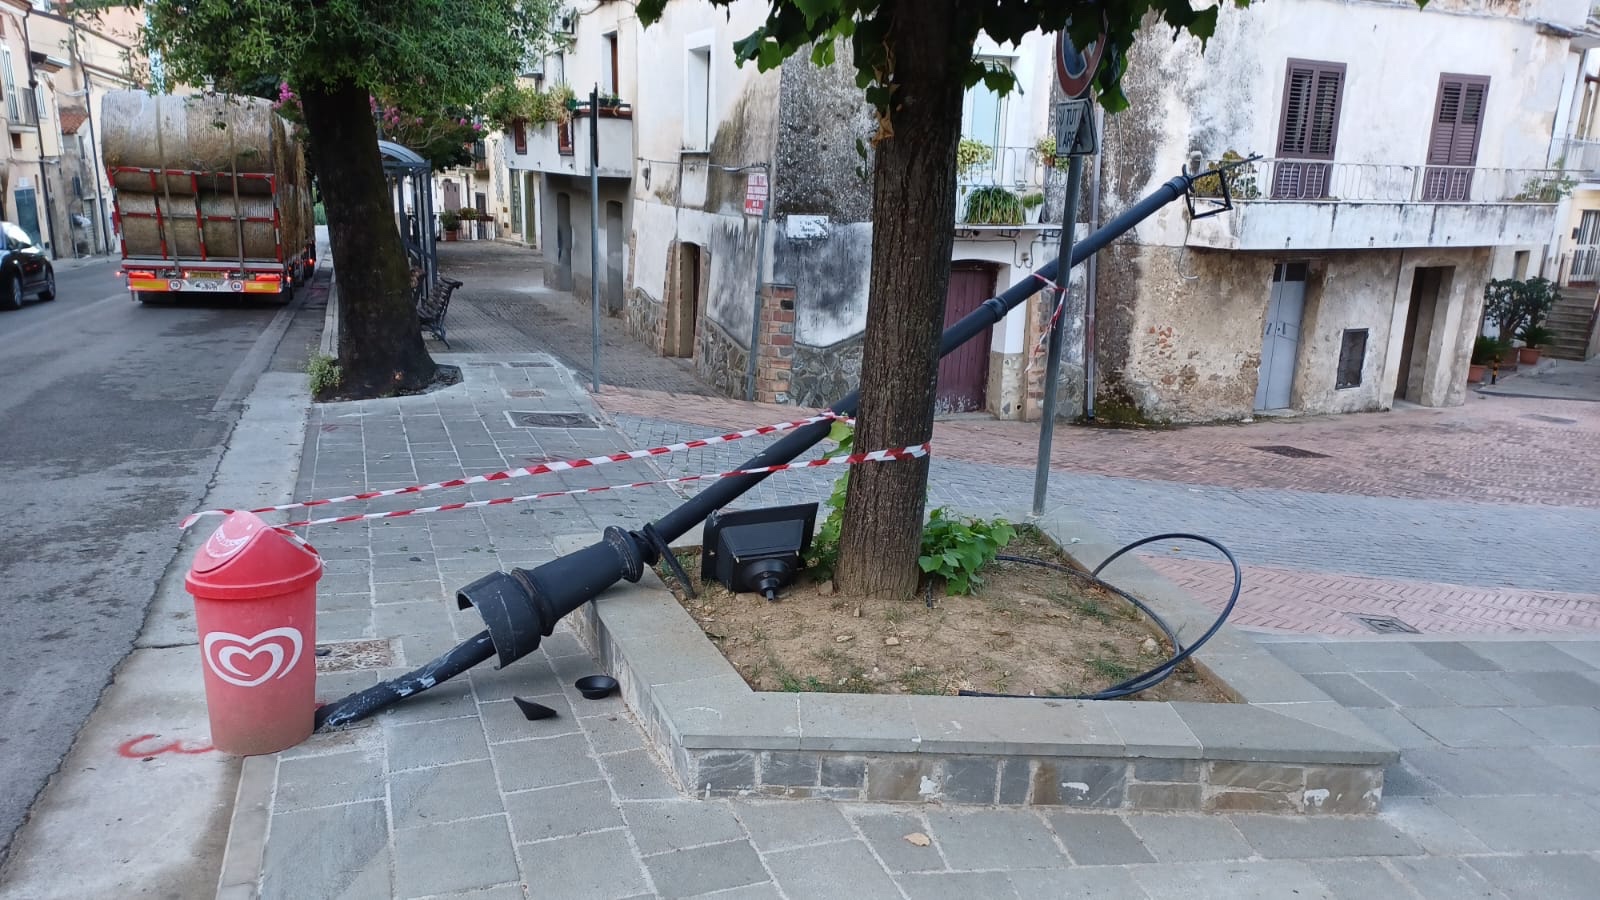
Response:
318,269,339,359
215,755,276,899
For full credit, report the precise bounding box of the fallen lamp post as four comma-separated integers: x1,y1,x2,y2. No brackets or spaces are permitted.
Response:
314,159,1254,730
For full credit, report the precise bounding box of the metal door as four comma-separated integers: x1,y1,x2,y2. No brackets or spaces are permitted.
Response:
1572,210,1600,284
14,187,40,246
1254,262,1308,411
936,265,995,412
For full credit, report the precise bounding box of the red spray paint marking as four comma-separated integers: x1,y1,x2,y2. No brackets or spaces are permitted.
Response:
117,734,216,758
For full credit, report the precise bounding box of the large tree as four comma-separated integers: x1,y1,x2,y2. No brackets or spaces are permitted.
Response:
129,0,557,396
637,0,1231,598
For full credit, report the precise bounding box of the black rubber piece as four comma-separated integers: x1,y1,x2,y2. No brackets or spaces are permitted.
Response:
574,675,618,700
513,697,558,720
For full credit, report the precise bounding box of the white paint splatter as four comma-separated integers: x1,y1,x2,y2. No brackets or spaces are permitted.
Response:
1063,782,1090,794
919,776,940,797
1303,788,1331,808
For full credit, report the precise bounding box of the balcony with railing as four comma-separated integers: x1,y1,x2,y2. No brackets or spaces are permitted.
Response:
1186,157,1565,251
954,145,1067,227
1553,136,1600,180
511,102,633,180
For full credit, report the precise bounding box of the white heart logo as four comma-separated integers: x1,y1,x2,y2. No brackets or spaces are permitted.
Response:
203,627,304,687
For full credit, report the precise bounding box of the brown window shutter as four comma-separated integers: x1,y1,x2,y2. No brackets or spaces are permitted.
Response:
513,119,527,155
1274,59,1345,199
1423,74,1490,201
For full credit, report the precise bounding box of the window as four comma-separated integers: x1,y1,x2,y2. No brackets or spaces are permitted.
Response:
1,46,18,122
602,32,618,96
1422,74,1488,202
1336,328,1367,390
684,45,711,151
33,83,45,122
512,119,527,155
1513,250,1530,280
960,59,1010,149
1272,59,1345,199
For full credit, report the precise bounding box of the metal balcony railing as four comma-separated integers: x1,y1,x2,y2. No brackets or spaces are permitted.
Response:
957,145,1067,191
1553,137,1600,176
1193,158,1571,205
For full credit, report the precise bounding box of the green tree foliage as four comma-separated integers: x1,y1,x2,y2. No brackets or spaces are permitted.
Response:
118,0,558,396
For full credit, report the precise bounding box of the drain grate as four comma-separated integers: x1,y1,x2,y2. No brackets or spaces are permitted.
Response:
505,389,546,399
506,410,599,429
1350,614,1420,635
1523,414,1577,425
315,639,395,673
507,360,554,368
1253,445,1331,459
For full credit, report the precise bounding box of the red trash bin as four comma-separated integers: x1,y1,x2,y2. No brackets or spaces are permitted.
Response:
185,510,323,755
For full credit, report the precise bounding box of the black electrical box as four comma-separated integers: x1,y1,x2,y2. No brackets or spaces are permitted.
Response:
701,503,818,601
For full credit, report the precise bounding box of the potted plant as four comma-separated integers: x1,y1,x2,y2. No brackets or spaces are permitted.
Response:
964,186,1024,225
440,209,460,241
598,93,621,110
1517,324,1551,365
1035,135,1058,169
1021,191,1045,223
1483,276,1557,367
1469,334,1496,384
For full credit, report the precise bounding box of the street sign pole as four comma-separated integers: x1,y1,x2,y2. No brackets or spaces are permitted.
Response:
1031,146,1085,516
1032,20,1105,516
588,86,602,393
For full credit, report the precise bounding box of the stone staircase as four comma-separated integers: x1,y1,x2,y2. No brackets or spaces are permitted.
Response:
1549,287,1597,360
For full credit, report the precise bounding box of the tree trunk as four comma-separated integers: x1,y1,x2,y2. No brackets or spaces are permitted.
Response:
834,0,970,599
298,79,436,396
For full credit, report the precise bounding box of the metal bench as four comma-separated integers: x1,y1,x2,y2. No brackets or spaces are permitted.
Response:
416,276,463,347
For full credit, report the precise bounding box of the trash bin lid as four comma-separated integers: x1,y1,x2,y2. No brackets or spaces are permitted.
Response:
186,510,323,600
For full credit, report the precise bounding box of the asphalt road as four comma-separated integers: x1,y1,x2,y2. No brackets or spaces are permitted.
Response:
0,259,314,861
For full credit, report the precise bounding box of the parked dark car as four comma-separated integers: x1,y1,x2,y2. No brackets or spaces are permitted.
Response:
0,221,55,311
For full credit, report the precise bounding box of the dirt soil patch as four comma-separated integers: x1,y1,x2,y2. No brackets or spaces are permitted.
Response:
660,529,1230,702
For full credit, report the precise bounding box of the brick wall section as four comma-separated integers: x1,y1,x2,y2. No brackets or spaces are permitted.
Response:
756,284,798,404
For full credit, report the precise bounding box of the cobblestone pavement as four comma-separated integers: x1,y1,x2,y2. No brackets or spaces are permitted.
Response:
249,324,1600,897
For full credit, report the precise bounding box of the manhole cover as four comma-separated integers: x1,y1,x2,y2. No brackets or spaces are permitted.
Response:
507,360,554,368
1350,614,1420,635
1253,445,1331,459
505,389,546,399
1523,414,1577,425
506,411,599,428
315,639,394,673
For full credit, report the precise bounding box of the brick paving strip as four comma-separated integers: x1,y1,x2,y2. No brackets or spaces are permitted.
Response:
1145,557,1600,637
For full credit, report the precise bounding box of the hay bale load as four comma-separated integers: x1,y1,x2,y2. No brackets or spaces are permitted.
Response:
102,90,313,269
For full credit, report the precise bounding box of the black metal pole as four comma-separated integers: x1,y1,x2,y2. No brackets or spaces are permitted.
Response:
314,172,1197,730
1031,154,1084,515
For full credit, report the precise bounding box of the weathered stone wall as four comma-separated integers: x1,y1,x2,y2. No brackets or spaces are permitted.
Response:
623,286,663,355
697,317,749,400
791,337,863,409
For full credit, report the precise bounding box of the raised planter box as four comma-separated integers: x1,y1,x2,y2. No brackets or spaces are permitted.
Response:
562,508,1395,814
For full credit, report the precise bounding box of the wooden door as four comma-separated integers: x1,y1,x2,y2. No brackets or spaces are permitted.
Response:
936,265,994,413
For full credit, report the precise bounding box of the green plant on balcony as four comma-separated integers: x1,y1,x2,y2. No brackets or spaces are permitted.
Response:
964,186,1024,225
440,209,461,233
483,83,572,130
457,207,480,221
1035,135,1057,168
1190,150,1261,200
957,138,994,177
1512,168,1576,202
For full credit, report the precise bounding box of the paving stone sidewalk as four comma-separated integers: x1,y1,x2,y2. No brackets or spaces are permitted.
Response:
245,346,1600,899
232,247,1600,897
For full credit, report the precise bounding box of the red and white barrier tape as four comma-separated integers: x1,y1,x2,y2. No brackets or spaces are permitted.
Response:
258,443,928,529
181,411,851,529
